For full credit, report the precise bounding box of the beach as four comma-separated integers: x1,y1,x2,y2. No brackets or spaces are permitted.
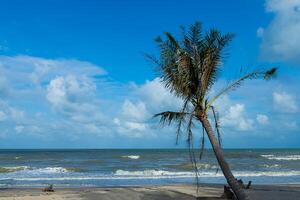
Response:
0,184,299,200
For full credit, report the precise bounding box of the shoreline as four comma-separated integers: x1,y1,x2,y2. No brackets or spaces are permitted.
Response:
0,184,299,200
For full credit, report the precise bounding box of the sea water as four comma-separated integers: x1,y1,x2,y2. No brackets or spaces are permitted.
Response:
0,149,299,188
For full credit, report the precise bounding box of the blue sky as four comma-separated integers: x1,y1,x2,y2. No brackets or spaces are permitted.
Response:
0,0,299,148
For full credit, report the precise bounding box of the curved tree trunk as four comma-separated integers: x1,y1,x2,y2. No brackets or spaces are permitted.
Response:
200,117,250,200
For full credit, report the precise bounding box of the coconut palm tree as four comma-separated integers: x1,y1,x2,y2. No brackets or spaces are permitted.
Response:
148,22,277,200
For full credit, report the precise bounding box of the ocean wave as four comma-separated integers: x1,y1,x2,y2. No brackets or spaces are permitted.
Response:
0,166,81,174
121,155,140,159
261,154,300,161
261,154,274,158
0,166,31,173
175,163,218,170
115,169,194,177
5,170,300,182
262,164,280,168
28,167,70,174
114,169,300,178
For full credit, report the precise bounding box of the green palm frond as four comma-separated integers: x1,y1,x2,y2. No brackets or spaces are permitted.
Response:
153,111,191,126
200,31,234,97
206,67,277,111
211,106,221,147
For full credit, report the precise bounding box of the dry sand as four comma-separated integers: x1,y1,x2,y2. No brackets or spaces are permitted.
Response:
0,184,299,200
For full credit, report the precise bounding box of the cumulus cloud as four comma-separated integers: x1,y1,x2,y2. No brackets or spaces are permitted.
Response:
0,101,25,123
111,78,183,138
0,55,108,138
0,54,298,147
259,0,300,63
220,104,254,131
256,114,269,125
137,77,182,110
46,75,95,110
121,100,150,122
273,91,298,113
46,75,108,127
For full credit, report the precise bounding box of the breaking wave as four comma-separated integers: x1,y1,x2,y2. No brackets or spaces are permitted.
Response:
114,169,300,178
122,155,140,160
175,163,218,170
0,166,31,173
5,170,300,182
0,166,81,174
261,154,300,161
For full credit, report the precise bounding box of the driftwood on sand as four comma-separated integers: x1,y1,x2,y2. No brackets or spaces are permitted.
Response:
43,184,54,192
221,179,252,199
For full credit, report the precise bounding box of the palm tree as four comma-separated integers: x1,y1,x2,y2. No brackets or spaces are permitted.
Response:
148,22,277,200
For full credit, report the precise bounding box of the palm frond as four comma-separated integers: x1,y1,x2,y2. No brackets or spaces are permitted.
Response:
176,98,193,144
200,31,234,97
211,106,221,147
164,32,180,49
153,111,190,126
206,67,278,110
185,112,200,188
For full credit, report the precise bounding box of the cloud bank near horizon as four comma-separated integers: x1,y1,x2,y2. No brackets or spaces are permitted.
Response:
0,55,298,148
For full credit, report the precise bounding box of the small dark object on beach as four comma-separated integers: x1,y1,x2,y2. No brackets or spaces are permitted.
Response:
221,185,234,199
237,179,245,189
43,184,54,192
246,181,252,189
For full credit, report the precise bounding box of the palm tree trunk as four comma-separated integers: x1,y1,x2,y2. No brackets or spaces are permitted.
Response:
200,117,250,200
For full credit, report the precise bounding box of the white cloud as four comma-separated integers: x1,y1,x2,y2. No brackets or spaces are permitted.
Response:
259,0,300,63
220,104,253,131
256,114,269,125
0,101,25,123
113,118,121,126
0,55,105,86
124,121,147,131
45,75,106,125
46,75,96,109
137,77,182,111
273,91,298,113
121,100,150,122
112,78,183,138
0,55,106,103
113,100,151,137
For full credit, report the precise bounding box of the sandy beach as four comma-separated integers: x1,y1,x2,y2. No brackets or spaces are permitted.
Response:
0,184,299,200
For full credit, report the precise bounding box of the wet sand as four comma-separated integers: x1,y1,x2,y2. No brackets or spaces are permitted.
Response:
0,184,299,200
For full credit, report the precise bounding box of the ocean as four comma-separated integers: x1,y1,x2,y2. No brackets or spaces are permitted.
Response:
0,149,299,188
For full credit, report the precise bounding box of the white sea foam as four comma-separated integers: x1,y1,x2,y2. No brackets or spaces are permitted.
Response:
115,169,300,178
0,166,72,174
261,154,300,161
0,166,31,173
262,164,280,168
261,154,274,158
5,170,300,182
115,169,194,177
122,155,140,159
28,167,69,174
